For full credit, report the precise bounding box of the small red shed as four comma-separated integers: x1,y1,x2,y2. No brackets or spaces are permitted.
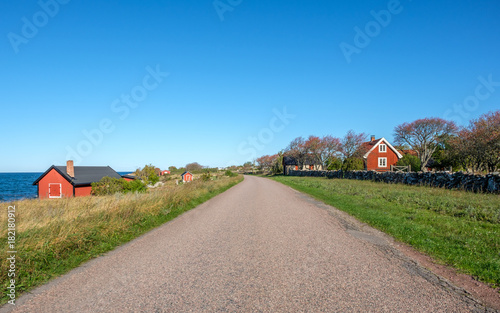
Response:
33,161,133,199
160,170,171,176
181,171,193,183
362,136,403,172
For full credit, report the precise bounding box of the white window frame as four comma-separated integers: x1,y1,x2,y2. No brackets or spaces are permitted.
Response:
378,157,387,168
379,144,387,153
49,183,62,198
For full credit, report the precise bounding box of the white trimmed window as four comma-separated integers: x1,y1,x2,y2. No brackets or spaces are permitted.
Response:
379,144,387,152
378,158,387,168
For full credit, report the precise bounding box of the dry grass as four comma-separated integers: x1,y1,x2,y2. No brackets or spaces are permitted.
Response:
0,175,242,303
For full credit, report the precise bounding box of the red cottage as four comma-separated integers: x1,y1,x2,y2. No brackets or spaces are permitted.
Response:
33,161,133,199
160,170,171,176
181,171,193,183
362,136,403,172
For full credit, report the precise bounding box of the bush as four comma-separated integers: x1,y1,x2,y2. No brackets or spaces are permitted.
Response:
123,179,147,193
397,154,421,172
326,157,343,170
134,164,160,185
91,177,146,196
342,157,364,171
201,172,212,182
225,170,237,177
148,173,160,185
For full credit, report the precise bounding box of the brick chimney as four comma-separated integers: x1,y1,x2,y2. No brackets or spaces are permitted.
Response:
67,160,74,178
371,135,376,142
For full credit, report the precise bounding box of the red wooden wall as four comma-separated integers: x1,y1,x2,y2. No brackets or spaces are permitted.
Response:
366,147,400,172
37,169,73,199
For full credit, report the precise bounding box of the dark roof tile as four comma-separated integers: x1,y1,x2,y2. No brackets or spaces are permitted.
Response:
33,165,122,186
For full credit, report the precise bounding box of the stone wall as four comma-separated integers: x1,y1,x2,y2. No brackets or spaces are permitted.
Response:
287,170,500,194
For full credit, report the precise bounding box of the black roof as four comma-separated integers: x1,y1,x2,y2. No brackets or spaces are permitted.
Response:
33,165,123,187
180,171,192,176
121,174,137,180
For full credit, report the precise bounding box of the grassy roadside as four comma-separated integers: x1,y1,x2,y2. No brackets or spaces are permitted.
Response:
270,176,500,289
0,175,243,304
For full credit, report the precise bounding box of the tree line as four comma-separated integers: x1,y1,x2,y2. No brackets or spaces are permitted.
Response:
256,110,500,174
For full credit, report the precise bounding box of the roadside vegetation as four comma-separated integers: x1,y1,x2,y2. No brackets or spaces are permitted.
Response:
0,175,243,304
91,177,147,195
271,176,500,289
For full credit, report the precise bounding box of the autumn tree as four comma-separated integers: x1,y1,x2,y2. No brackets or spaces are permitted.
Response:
471,111,500,172
304,136,324,170
256,155,273,170
450,111,500,173
394,118,457,172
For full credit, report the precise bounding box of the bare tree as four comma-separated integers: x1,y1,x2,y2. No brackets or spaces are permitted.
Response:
185,162,203,172
321,135,342,168
394,118,457,172
341,130,368,160
285,137,307,168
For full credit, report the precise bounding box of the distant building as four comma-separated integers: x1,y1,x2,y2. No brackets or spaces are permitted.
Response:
33,160,134,199
282,155,323,175
160,170,171,176
362,136,403,172
181,171,193,183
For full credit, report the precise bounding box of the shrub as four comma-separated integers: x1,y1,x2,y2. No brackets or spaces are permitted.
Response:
134,164,160,185
148,173,160,185
342,157,364,171
397,154,421,172
91,177,146,196
201,172,212,182
225,170,237,177
326,157,343,170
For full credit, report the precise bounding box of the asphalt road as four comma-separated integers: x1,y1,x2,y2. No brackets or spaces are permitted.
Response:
2,176,491,312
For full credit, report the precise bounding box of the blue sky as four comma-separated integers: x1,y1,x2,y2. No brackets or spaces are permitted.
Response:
1,0,499,172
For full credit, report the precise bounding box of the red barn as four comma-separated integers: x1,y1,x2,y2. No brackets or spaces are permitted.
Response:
33,161,132,199
362,136,403,172
181,171,193,183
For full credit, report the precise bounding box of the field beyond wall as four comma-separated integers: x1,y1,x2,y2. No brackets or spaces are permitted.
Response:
271,176,500,290
0,175,243,304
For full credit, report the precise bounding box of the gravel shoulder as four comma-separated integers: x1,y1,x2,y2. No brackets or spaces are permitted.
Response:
2,175,496,312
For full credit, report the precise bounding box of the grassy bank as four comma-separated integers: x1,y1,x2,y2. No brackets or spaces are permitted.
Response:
0,175,243,304
271,176,500,289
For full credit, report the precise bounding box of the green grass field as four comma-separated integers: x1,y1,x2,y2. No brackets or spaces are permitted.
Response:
270,176,500,289
0,175,243,304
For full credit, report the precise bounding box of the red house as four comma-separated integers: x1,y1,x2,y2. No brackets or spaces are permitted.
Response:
160,170,171,176
33,161,133,199
181,171,193,183
362,136,403,172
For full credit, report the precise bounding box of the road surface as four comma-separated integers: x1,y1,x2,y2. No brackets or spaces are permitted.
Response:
2,176,491,312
